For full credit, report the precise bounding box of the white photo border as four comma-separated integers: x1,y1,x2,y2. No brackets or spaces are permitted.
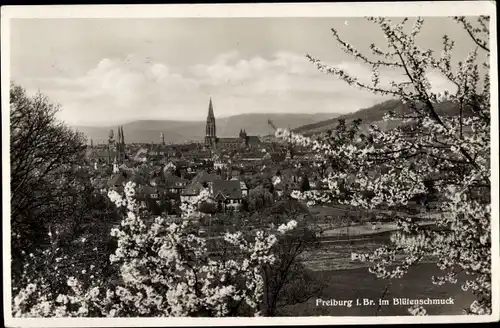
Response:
2,1,498,326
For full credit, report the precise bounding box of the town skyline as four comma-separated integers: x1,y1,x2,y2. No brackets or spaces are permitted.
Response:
9,16,476,126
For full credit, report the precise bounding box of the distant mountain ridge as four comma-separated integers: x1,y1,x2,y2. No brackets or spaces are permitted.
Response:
74,113,339,144
293,99,465,136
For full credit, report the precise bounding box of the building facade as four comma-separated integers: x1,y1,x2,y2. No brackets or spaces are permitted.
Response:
204,97,261,150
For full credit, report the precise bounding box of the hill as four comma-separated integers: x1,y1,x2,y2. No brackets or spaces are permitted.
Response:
293,99,465,136
74,113,338,144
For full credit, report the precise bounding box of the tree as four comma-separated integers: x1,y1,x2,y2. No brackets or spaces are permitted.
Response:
198,200,218,214
262,177,274,194
10,83,88,281
300,175,311,192
276,16,491,315
10,84,124,300
132,164,151,185
248,185,274,213
260,200,324,316
205,198,323,317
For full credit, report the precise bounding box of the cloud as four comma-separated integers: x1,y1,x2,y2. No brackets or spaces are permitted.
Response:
79,54,199,104
426,70,458,94
18,50,458,126
192,51,375,98
21,54,203,124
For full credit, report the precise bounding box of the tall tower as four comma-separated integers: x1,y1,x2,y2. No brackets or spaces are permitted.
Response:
108,129,115,165
113,126,126,164
239,129,247,139
161,132,165,145
121,126,125,163
117,126,123,164
120,126,125,145
240,129,248,147
117,126,122,147
205,97,217,149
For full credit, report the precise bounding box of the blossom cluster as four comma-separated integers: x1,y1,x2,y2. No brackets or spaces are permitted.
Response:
13,181,299,317
277,220,298,234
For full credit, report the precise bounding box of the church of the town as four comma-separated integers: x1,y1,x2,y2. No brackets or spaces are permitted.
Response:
204,97,260,150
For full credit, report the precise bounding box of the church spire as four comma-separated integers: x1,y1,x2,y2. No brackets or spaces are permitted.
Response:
108,129,114,165
205,97,217,149
208,97,215,119
117,126,122,145
206,97,216,133
120,126,125,145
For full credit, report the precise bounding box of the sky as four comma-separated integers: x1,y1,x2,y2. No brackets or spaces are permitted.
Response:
10,17,482,126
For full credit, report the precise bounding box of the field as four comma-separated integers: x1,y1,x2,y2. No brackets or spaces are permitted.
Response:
279,263,476,316
276,223,478,317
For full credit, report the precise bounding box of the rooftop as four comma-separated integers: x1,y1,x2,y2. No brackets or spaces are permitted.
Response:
108,173,128,186
191,170,221,184
212,180,242,199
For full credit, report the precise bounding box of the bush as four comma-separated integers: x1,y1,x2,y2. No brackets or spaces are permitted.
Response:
198,201,218,214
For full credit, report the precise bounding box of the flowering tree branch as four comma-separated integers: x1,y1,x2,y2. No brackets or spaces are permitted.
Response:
276,16,491,316
453,16,490,52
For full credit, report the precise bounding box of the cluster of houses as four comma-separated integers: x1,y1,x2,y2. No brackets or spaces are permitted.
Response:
88,150,333,216
102,164,249,213
84,128,333,216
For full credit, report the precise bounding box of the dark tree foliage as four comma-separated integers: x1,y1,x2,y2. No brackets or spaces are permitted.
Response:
198,201,218,215
247,185,274,213
10,83,119,291
260,200,324,316
300,175,311,192
10,83,86,251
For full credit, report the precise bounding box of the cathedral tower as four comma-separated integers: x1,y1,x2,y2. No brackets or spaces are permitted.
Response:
204,97,217,149
120,126,125,145
108,129,115,165
112,126,126,164
117,126,122,150
239,129,248,147
117,126,123,164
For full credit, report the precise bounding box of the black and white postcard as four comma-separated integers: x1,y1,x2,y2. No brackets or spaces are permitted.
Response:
1,2,498,326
